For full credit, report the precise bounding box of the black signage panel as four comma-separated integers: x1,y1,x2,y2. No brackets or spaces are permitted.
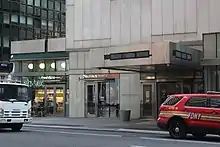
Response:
172,50,192,61
0,62,13,73
104,50,151,60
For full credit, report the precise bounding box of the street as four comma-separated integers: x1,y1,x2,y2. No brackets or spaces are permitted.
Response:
0,127,220,147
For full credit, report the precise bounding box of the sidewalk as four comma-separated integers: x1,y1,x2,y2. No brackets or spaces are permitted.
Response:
30,117,159,131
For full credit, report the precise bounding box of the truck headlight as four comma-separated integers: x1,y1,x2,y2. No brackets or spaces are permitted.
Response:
0,108,4,117
28,108,31,117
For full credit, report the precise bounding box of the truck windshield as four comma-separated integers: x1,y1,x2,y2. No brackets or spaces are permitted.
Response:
0,84,30,102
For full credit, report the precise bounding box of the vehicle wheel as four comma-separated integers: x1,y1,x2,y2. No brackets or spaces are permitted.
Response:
192,133,206,138
11,124,23,132
168,118,186,139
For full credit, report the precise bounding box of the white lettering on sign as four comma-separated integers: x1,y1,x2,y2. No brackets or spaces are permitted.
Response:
188,112,202,120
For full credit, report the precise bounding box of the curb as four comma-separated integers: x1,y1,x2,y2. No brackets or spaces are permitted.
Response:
24,124,166,135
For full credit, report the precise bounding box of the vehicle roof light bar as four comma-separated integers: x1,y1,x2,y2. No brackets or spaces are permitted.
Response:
206,91,220,94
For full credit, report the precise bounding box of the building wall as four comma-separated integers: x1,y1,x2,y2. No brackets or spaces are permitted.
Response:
66,0,220,50
11,38,66,54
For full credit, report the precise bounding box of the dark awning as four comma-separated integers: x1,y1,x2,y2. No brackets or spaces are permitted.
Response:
10,51,69,61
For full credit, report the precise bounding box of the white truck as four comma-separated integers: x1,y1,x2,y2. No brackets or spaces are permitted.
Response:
0,62,32,131
0,80,32,131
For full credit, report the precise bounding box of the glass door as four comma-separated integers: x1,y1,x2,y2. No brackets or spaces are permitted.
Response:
142,84,153,117
86,83,96,117
45,85,65,116
45,86,56,116
55,87,65,116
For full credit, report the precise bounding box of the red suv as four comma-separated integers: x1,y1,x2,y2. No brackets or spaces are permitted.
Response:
157,91,220,139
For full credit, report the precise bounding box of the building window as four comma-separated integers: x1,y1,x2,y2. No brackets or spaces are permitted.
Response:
55,1,60,11
48,21,53,31
27,6,33,14
3,13,9,24
48,0,54,9
27,30,33,39
48,10,53,19
20,16,26,24
41,20,47,29
11,14,18,23
27,17,33,25
27,0,33,5
20,0,26,4
19,29,26,40
55,22,60,32
20,4,26,12
3,37,10,47
41,9,47,19
34,0,40,7
42,0,47,8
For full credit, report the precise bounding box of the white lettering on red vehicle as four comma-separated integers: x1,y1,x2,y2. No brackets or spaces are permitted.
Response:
188,112,202,120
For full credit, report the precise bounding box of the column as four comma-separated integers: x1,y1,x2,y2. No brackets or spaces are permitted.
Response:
119,73,142,119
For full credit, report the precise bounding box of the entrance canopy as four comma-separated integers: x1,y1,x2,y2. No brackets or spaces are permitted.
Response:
91,41,202,72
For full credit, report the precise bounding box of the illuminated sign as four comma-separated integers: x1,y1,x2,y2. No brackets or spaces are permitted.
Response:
104,50,151,60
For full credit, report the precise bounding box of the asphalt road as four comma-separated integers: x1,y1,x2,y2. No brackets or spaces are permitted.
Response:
0,126,220,147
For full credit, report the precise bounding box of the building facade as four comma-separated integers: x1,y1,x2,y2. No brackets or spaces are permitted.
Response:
65,0,220,119
0,0,65,60
11,38,69,117
11,0,220,119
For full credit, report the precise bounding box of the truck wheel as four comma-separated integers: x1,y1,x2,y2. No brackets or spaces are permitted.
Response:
168,118,186,139
11,124,23,132
192,133,206,138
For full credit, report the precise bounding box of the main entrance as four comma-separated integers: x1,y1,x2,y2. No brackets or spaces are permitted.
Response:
85,81,119,118
34,85,65,116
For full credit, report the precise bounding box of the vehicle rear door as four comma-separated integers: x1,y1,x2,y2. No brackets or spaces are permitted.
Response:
208,97,220,129
184,96,213,128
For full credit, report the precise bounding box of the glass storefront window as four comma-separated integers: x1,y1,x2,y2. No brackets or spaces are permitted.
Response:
22,61,34,72
56,60,66,71
35,60,45,72
45,60,55,72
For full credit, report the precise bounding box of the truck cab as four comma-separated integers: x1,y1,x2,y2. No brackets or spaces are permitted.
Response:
0,80,32,131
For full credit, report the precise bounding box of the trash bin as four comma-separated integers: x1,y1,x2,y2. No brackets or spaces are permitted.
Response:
120,110,131,121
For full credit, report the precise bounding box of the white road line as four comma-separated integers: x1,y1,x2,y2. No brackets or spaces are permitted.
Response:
130,145,147,147
117,128,167,134
140,137,220,145
23,129,122,138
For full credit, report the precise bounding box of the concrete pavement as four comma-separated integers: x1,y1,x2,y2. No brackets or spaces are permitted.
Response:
1,126,220,147
28,117,159,131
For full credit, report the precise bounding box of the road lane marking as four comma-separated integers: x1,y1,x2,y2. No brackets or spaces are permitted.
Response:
117,128,167,134
130,145,147,147
140,137,220,145
23,129,122,138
